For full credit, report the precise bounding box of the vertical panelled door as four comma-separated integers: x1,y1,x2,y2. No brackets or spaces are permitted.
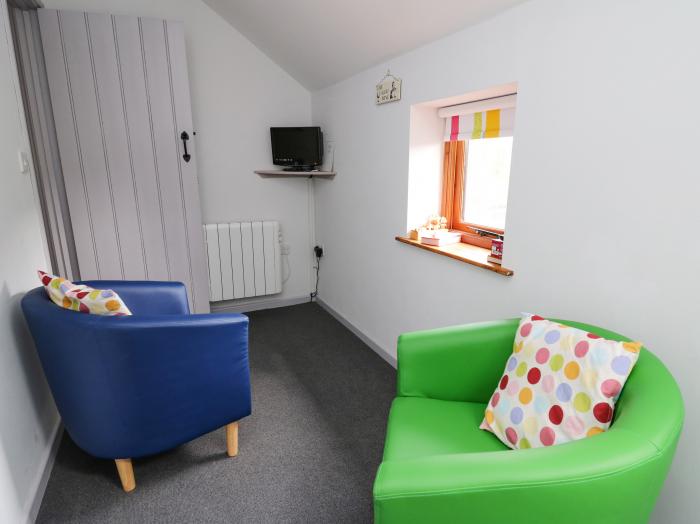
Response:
38,9,209,312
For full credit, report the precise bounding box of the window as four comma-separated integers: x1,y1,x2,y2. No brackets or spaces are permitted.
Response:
440,97,516,250
461,137,512,230
399,88,517,275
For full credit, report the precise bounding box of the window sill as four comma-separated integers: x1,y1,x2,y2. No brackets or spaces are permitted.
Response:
395,236,514,276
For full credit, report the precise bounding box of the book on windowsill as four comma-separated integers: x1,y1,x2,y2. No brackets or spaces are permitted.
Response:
420,231,462,247
487,255,503,265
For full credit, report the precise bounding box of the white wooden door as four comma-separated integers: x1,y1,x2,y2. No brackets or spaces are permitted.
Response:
38,9,209,313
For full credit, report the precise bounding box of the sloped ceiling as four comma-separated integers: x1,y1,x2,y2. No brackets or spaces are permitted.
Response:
202,0,529,90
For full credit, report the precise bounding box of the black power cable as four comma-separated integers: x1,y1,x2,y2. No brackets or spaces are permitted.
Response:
310,245,323,302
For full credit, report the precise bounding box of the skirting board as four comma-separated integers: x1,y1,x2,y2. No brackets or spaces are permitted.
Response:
26,421,63,524
211,294,310,314
316,298,397,368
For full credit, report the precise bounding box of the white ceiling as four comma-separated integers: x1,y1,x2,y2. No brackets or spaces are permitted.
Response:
202,0,529,90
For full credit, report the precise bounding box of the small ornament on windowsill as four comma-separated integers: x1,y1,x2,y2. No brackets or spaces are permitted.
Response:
376,69,402,105
488,238,504,265
424,215,447,232
410,215,461,247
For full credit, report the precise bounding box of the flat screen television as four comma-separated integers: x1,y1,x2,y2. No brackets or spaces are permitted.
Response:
270,126,323,171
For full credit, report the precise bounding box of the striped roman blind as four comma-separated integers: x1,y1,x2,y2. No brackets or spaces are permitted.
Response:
440,94,517,141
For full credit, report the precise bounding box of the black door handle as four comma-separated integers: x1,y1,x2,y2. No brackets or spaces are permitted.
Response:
180,131,191,163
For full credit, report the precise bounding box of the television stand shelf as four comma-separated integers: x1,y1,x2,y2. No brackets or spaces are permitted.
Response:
255,169,336,178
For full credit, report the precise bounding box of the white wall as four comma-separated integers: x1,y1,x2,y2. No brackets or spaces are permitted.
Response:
43,0,314,306
0,2,60,522
406,103,444,230
311,0,700,521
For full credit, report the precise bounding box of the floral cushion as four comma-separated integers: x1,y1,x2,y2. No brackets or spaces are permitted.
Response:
38,271,131,316
480,314,640,449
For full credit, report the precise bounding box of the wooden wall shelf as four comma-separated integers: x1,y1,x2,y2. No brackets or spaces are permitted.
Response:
255,169,336,178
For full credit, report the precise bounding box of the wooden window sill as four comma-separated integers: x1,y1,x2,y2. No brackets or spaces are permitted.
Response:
395,236,514,276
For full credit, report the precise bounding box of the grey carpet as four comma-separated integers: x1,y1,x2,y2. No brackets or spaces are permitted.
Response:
36,303,396,523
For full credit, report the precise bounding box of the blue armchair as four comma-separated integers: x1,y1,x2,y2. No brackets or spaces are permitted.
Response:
21,280,251,492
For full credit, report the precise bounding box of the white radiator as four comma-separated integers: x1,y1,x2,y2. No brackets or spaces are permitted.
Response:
203,221,282,301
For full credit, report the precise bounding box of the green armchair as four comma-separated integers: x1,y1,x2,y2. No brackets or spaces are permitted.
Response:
373,319,683,523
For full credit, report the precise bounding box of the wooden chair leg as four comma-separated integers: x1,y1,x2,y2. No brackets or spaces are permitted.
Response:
115,459,136,492
226,422,239,457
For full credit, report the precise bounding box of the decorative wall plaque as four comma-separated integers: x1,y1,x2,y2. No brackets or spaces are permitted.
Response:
376,70,401,105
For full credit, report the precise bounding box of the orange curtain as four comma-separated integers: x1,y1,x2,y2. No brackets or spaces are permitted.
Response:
441,141,465,228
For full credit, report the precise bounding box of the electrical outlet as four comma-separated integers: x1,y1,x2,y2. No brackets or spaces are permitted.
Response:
314,244,324,258
280,243,290,255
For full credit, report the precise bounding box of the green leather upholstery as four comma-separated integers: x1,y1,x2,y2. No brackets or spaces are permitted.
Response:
374,319,684,523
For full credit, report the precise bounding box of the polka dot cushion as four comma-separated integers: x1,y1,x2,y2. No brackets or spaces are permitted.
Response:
38,271,131,316
480,314,641,449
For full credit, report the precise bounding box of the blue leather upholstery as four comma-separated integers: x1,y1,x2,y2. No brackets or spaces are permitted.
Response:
21,281,251,459
80,280,191,315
